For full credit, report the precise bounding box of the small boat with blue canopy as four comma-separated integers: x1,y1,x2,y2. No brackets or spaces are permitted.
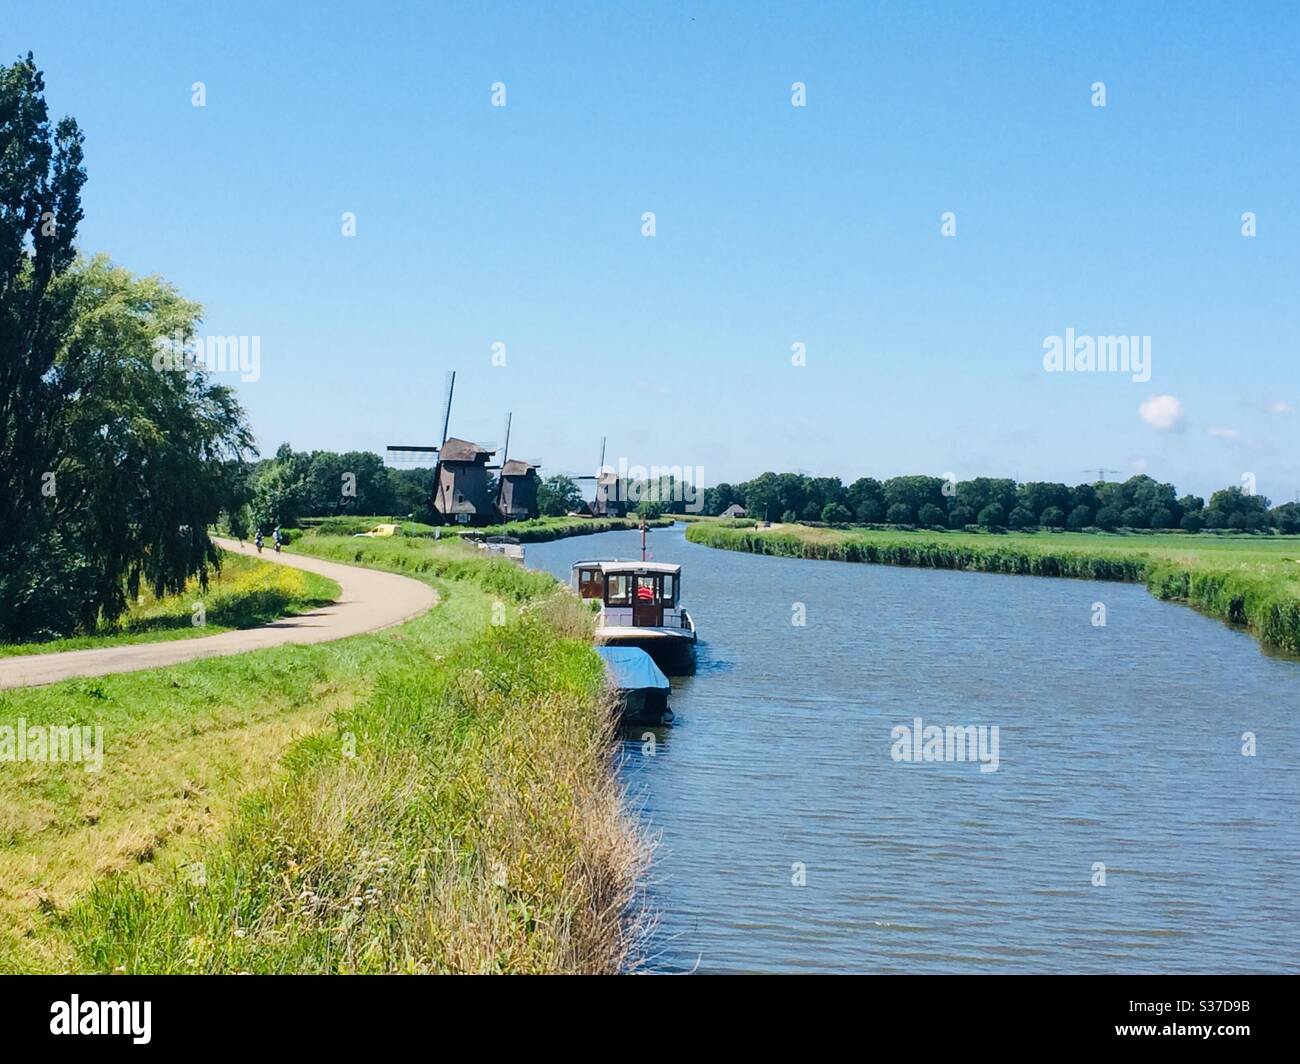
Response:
596,646,673,725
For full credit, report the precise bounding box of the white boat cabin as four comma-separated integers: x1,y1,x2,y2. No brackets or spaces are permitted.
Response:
570,559,693,637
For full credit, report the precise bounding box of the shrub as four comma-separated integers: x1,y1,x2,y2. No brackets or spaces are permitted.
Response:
1095,506,1121,531
1067,504,1093,530
948,505,975,529
918,503,947,527
1008,506,1036,530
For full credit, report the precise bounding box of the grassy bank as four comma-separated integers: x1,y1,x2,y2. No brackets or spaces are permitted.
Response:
0,552,339,658
0,536,642,973
686,522,1300,654
302,514,672,542
463,515,673,541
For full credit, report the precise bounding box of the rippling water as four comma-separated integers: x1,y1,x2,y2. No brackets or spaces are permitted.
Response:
527,523,1300,973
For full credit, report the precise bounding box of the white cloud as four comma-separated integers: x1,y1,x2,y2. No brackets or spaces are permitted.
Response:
1138,394,1185,432
1267,400,1295,415
1208,427,1241,441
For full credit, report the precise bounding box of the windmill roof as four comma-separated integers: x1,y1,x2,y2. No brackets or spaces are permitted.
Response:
439,437,494,462
501,459,537,476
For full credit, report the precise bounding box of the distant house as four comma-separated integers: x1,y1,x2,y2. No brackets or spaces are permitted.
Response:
497,459,540,520
721,503,748,519
433,437,496,524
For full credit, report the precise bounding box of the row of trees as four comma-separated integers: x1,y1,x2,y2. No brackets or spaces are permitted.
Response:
241,445,434,531
702,473,1300,533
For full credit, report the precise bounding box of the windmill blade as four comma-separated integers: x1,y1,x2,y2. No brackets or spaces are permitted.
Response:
385,445,440,467
438,370,456,449
494,412,513,509
429,370,456,517
499,413,512,467
553,436,608,480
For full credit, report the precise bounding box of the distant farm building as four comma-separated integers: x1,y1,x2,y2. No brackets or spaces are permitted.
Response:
433,437,496,524
721,503,748,519
497,459,540,520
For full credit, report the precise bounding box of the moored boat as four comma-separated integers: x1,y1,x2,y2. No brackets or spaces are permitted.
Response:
570,558,696,672
470,534,525,563
596,646,673,725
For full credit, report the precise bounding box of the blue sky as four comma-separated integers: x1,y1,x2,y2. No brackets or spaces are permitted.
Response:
8,1,1299,501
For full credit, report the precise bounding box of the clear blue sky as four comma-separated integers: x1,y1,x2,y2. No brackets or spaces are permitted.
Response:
9,1,1299,501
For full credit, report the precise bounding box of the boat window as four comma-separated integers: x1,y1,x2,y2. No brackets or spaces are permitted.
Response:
606,573,630,605
578,568,604,598
634,575,658,603
661,574,674,603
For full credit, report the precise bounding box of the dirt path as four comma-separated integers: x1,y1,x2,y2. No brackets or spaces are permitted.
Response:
0,537,438,690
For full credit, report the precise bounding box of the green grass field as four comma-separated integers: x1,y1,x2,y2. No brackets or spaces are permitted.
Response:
0,552,339,658
686,522,1300,655
0,535,640,974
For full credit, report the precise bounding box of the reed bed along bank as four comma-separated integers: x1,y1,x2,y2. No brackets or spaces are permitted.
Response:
2,536,646,973
686,522,1300,655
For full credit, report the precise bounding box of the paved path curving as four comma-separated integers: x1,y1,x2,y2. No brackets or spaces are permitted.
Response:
0,537,438,690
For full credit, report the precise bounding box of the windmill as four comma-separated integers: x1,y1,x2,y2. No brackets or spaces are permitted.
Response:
493,412,541,520
386,371,498,525
1082,468,1121,483
569,437,627,517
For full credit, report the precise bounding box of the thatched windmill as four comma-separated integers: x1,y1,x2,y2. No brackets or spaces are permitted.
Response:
494,412,540,521
386,371,498,525
571,437,626,517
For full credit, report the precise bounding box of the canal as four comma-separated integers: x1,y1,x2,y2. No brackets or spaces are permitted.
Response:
527,523,1300,973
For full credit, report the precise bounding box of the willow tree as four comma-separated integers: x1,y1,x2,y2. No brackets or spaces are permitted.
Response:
0,55,253,640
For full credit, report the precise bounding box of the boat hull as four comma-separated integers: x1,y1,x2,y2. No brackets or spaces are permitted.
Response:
614,686,673,726
595,626,696,674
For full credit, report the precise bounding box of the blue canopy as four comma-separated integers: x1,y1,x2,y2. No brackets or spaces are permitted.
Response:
596,646,670,691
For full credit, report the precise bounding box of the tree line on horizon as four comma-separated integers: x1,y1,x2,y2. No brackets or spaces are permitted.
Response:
243,454,1300,536
699,472,1300,533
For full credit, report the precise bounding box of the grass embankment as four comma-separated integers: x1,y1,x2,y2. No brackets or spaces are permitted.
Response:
687,522,1300,654
0,552,339,658
466,515,673,541
302,514,673,542
0,535,642,973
